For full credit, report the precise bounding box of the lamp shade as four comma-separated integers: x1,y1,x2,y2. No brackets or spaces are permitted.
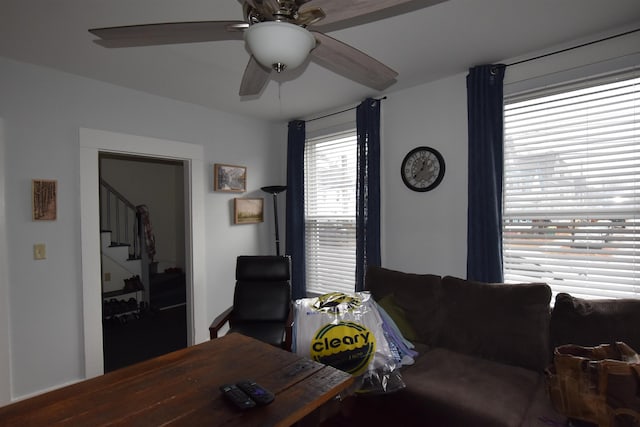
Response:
244,22,316,72
261,185,287,194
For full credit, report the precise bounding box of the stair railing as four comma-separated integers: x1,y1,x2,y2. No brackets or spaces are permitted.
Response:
100,178,141,260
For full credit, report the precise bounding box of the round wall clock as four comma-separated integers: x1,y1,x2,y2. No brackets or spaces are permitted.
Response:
401,146,445,192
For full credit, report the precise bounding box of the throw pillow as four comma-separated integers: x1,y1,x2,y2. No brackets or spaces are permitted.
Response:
377,293,419,342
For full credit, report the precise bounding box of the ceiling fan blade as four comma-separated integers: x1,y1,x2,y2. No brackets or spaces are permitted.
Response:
305,0,448,29
89,21,246,48
310,32,397,91
239,56,272,96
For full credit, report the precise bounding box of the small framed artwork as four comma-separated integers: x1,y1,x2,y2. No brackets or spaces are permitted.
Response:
234,198,264,224
32,179,57,221
214,163,246,193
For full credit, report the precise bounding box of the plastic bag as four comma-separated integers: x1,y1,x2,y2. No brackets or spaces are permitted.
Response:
293,292,405,394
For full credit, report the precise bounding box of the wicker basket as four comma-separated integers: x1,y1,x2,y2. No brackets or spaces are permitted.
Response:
546,342,640,427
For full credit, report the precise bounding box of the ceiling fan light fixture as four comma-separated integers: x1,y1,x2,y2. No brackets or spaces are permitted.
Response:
244,21,316,73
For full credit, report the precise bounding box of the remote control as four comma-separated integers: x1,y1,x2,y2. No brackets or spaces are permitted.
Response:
219,384,256,410
236,380,275,406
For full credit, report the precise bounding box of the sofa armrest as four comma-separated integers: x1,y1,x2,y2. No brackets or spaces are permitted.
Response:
209,306,234,339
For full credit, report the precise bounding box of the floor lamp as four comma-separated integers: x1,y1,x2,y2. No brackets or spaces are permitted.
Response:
261,185,287,256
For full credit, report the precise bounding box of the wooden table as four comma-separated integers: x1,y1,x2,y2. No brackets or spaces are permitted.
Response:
0,333,354,426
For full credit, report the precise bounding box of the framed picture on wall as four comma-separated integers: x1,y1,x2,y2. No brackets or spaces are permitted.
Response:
234,198,264,224
32,179,58,221
214,163,246,192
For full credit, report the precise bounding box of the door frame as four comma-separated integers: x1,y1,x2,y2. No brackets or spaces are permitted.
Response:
0,118,11,405
80,128,207,379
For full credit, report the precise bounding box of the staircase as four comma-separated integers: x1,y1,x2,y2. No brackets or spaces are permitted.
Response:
100,179,149,302
100,230,142,293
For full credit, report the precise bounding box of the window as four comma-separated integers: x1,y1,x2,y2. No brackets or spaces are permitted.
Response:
304,130,357,295
503,71,639,300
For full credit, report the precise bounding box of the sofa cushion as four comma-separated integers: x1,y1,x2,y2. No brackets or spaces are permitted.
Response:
397,348,542,427
437,276,552,371
520,376,567,427
365,266,443,345
550,293,640,353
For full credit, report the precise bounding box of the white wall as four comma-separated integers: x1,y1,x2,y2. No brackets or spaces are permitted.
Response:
0,57,284,401
382,75,469,277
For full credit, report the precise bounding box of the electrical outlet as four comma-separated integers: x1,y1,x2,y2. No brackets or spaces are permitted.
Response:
104,272,111,282
34,243,46,260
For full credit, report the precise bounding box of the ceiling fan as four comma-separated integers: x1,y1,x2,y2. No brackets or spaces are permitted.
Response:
89,0,446,97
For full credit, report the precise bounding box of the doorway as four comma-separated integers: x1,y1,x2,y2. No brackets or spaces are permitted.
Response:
80,128,207,379
99,153,187,372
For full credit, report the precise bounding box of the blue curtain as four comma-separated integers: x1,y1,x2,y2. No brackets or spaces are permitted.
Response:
285,120,306,299
355,98,382,291
466,64,506,282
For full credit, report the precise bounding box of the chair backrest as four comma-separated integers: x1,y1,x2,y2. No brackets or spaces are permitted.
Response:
231,256,291,323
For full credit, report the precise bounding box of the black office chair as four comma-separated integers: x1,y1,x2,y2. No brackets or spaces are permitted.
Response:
209,256,293,349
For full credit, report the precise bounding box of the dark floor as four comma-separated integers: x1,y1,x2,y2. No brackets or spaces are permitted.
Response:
103,305,187,373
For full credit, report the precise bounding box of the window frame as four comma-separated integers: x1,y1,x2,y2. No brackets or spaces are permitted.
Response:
303,128,358,296
502,69,640,300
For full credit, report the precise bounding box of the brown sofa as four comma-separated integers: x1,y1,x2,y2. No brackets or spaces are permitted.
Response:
329,266,640,427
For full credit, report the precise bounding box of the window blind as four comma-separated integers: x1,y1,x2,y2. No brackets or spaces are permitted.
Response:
503,71,639,300
304,130,357,295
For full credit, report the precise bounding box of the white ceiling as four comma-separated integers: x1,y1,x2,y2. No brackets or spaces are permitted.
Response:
1,0,639,122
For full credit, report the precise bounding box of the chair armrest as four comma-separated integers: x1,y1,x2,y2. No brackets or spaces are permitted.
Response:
209,306,234,340
283,301,294,351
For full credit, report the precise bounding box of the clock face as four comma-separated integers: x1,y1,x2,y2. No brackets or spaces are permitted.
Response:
401,147,445,192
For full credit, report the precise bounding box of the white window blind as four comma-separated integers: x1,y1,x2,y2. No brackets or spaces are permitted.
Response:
503,71,639,300
304,129,357,295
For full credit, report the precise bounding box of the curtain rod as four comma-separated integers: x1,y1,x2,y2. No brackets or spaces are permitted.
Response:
305,29,636,117
306,96,387,123
506,27,640,68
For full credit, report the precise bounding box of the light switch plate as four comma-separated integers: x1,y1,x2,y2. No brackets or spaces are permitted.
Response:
34,243,46,260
